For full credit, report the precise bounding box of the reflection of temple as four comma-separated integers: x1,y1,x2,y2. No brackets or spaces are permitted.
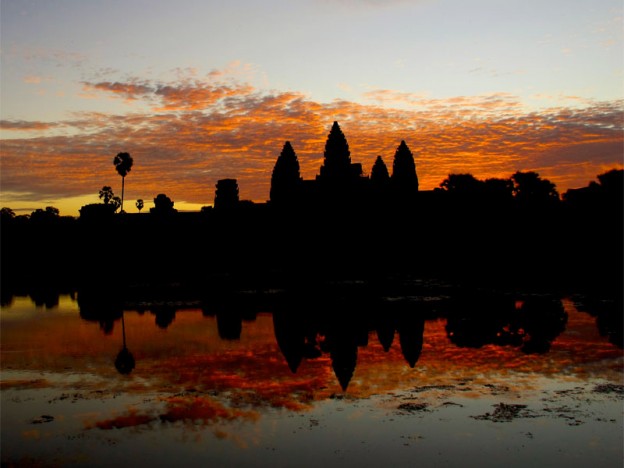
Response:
272,290,428,391
72,283,583,389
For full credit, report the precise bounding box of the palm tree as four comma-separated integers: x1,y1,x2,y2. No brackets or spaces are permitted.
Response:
99,186,114,204
135,199,144,213
113,152,133,213
111,196,122,213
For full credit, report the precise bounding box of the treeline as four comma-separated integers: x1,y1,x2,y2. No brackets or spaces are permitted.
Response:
1,167,621,296
0,117,621,296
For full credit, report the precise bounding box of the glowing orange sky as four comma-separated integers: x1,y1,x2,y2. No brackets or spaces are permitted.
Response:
1,78,622,216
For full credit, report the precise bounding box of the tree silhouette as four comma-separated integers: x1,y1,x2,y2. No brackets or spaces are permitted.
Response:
596,168,623,194
270,141,302,204
319,121,352,180
391,140,418,192
511,171,559,204
113,152,133,213
440,173,482,193
30,206,60,222
483,177,514,199
151,193,176,214
1,207,16,221
111,196,121,213
596,169,624,213
99,186,114,204
136,199,144,213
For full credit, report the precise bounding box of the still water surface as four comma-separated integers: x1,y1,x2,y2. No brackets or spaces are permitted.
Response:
1,285,622,467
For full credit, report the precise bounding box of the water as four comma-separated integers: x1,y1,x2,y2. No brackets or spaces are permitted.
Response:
1,284,622,467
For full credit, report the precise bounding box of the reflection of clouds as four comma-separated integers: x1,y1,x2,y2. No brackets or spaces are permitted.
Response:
86,396,260,431
3,301,622,433
88,408,155,430
1,73,622,210
0,379,51,390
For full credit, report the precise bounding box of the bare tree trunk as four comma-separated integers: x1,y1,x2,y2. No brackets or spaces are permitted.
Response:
121,176,125,213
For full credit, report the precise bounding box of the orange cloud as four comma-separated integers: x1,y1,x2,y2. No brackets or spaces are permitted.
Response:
0,120,59,131
82,81,153,101
1,76,622,215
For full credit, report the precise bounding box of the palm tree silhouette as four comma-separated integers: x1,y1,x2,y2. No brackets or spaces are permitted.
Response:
113,152,133,213
99,186,114,204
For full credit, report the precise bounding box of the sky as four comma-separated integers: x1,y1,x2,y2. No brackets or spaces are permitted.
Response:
1,0,623,216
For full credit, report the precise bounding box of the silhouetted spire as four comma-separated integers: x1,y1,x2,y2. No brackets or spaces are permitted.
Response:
319,121,352,180
371,156,390,186
391,140,418,192
270,141,302,204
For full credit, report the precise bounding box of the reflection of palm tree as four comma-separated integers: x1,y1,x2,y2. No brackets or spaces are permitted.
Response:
113,152,133,213
115,313,135,375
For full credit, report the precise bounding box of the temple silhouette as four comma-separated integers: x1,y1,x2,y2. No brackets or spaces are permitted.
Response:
267,121,418,210
1,120,622,298
212,121,419,211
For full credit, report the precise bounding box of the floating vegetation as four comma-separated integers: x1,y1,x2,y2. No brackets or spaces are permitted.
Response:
593,384,624,396
471,403,536,422
397,402,429,413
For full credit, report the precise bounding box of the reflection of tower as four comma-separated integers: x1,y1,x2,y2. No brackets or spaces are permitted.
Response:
330,339,358,392
273,311,305,373
375,314,396,352
216,311,242,340
323,321,360,391
115,313,135,375
397,315,425,368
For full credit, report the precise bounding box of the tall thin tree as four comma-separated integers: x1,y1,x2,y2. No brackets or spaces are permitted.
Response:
113,152,133,213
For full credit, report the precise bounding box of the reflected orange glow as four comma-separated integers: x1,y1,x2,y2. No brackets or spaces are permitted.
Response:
90,408,155,430
2,297,622,431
